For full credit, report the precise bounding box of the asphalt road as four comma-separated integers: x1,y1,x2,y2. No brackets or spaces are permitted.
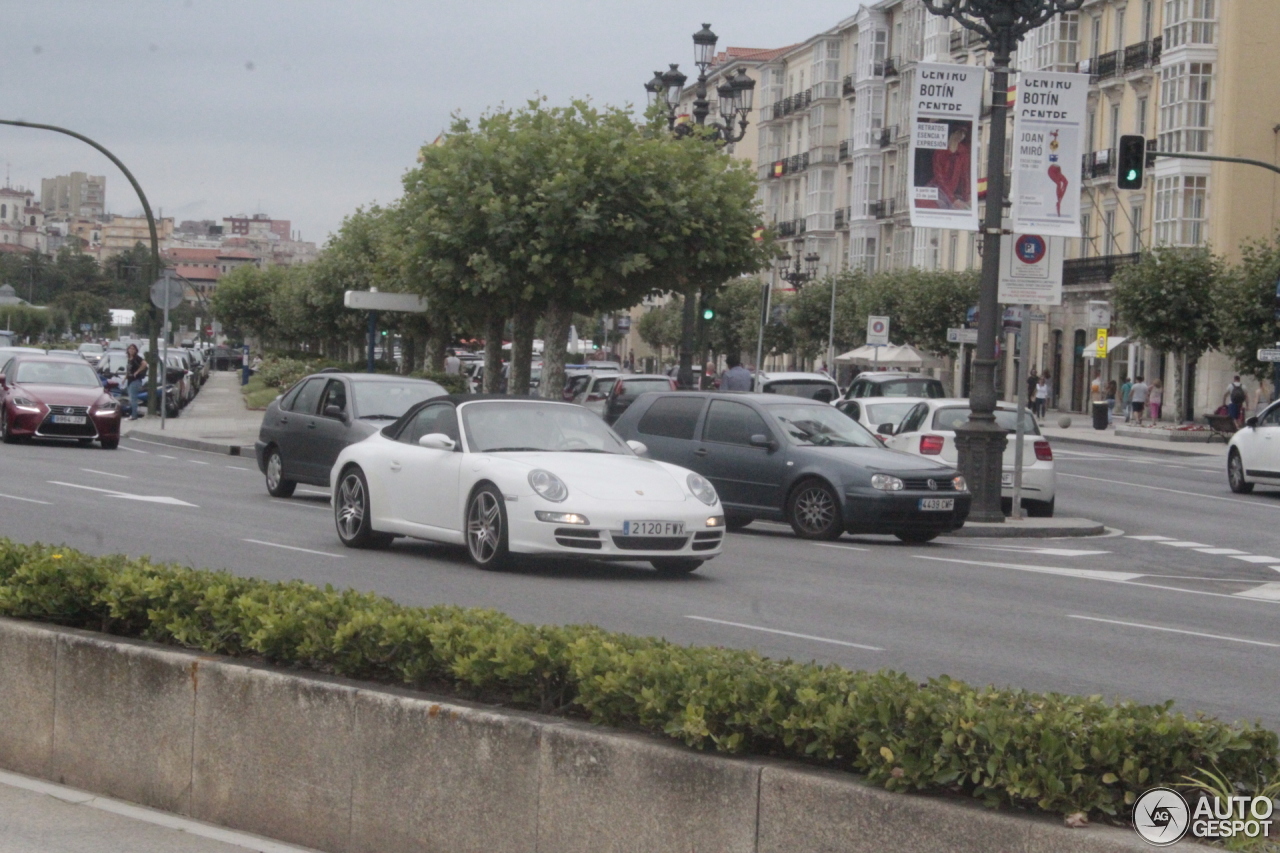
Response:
0,435,1276,729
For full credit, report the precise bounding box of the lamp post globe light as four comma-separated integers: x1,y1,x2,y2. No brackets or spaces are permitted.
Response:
646,23,758,389
775,240,819,290
919,0,1083,523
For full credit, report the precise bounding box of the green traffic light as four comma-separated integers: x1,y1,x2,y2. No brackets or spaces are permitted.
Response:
702,308,715,320
1126,169,1139,181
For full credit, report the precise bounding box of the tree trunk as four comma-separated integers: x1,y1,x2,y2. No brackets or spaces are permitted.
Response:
426,326,447,374
400,334,415,374
541,300,573,400
508,307,536,396
483,311,506,393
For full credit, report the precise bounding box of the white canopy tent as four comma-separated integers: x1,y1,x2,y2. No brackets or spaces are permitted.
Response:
1081,335,1128,358
834,343,925,368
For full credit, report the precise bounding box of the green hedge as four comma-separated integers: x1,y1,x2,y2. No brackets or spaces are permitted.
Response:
0,537,1273,820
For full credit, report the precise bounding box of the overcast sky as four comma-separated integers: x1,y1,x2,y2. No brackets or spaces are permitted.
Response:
3,1,863,246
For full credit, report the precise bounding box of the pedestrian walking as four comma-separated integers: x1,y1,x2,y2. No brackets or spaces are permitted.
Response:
1148,379,1163,422
1120,376,1133,423
1105,379,1117,426
720,353,754,391
1090,369,1103,402
444,349,461,375
1035,375,1049,418
1129,375,1149,426
125,344,147,420
1225,375,1248,427
1026,368,1039,408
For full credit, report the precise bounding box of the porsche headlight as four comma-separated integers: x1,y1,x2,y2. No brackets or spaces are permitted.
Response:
687,473,718,506
528,469,568,502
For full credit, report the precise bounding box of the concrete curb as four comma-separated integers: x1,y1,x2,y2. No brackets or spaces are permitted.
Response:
946,517,1107,538
0,617,1162,852
1044,433,1224,458
123,429,254,457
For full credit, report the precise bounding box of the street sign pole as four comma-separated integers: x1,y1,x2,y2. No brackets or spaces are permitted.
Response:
367,311,378,374
1011,305,1030,520
161,278,169,431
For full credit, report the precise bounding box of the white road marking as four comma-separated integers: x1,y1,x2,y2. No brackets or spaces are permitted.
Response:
1237,583,1280,601
1067,615,1280,648
47,481,199,507
297,489,330,497
1059,473,1270,509
79,468,129,479
685,615,883,651
1230,555,1280,564
1193,548,1247,555
916,556,1280,605
814,543,871,552
190,460,210,465
1127,534,1174,541
957,544,1110,557
117,445,149,454
1157,541,1211,548
242,539,345,559
0,769,316,853
225,465,250,471
157,454,177,460
0,492,52,505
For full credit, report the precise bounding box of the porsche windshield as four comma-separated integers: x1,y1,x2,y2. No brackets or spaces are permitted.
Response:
460,401,632,454
766,402,881,448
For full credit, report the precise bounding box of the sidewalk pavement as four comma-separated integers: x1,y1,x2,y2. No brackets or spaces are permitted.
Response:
121,371,264,456
0,770,315,853
1036,415,1227,458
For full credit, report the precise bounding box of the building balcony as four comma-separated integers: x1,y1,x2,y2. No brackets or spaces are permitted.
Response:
950,30,964,53
812,81,841,101
794,217,807,235
883,56,900,77
878,125,898,148
838,139,851,161
842,74,855,95
809,146,838,165
777,220,796,237
870,198,896,219
766,159,788,179
872,60,888,78
1082,148,1114,180
1122,38,1161,74
834,206,852,229
1063,252,1139,285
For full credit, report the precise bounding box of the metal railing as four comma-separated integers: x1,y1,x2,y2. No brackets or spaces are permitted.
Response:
878,125,898,148
950,30,964,52
883,57,899,77
1063,253,1139,285
838,139,851,161
870,198,896,219
1091,50,1119,82
1082,148,1114,179
842,74,855,95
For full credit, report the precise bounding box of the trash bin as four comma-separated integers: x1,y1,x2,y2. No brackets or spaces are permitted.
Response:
1092,400,1110,430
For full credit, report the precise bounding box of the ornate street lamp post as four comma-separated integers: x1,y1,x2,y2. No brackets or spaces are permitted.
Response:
775,240,820,290
647,24,757,389
919,0,1082,522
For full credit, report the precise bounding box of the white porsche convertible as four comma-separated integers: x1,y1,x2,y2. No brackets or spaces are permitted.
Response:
329,396,725,573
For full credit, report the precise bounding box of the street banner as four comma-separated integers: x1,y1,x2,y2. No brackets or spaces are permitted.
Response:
1010,70,1089,237
908,63,983,231
997,233,1064,305
867,316,890,345
1096,329,1108,359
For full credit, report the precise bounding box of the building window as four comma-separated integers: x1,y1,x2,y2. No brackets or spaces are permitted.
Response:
1090,16,1101,58
1110,103,1121,152
1136,96,1148,136
1032,13,1079,71
1081,213,1093,257
1104,210,1117,254
1142,0,1155,40
1115,7,1127,51
1164,0,1216,48
1154,175,1208,246
1159,62,1212,153
1130,204,1145,252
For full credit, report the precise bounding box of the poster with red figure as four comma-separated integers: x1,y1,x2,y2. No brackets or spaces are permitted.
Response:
909,63,983,232
1010,70,1089,238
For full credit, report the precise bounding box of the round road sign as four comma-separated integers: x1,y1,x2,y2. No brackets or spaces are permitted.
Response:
1014,235,1047,265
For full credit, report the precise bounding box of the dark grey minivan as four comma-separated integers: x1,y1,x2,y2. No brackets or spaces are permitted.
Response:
613,392,970,542
255,372,445,497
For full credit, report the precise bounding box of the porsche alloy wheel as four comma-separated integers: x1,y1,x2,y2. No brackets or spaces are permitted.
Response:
466,484,511,570
788,479,843,540
335,468,390,549
1229,450,1253,494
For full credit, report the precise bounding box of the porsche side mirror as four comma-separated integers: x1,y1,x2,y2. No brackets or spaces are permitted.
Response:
877,422,896,435
323,404,345,419
418,433,457,451
626,439,648,456
1246,416,1259,429
749,433,777,450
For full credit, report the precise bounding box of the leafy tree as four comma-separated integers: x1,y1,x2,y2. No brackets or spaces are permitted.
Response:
1214,235,1280,381
210,265,280,343
637,297,684,364
1112,246,1223,421
704,278,792,367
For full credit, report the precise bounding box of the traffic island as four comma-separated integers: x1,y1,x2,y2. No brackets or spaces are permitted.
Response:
946,516,1107,538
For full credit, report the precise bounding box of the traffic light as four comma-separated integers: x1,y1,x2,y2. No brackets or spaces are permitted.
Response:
1117,134,1146,189
702,305,715,321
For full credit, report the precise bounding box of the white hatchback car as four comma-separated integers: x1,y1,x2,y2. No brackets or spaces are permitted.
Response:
1227,401,1280,494
882,398,1056,516
833,397,927,440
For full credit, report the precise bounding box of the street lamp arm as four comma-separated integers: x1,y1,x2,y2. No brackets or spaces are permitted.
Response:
0,118,163,407
921,0,1085,43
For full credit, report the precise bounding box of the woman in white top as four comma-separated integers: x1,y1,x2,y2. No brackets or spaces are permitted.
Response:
1035,377,1049,418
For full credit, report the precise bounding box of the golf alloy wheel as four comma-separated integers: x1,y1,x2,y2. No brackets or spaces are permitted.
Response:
788,480,843,540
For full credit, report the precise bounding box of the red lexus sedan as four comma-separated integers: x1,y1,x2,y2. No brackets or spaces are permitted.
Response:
0,356,121,449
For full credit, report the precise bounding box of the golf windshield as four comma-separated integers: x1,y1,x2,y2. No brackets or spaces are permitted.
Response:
461,401,632,454
351,379,447,419
14,360,102,387
766,403,881,448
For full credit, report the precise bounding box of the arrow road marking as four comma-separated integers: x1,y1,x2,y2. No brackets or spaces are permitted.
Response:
47,481,199,508
1238,583,1280,601
1067,615,1280,648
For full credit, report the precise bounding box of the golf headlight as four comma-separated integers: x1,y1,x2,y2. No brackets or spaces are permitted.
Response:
870,474,904,491
687,473,718,506
528,469,568,502
12,397,40,411
952,475,968,492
